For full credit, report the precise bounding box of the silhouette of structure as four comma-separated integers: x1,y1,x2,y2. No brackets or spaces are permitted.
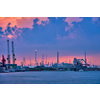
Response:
23,57,26,66
7,40,10,68
85,52,87,66
57,52,59,64
12,41,16,68
35,50,37,65
1,55,6,67
30,57,31,66
42,54,44,65
45,55,47,64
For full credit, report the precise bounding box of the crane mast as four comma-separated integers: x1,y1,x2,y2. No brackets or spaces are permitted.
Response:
12,41,16,68
7,40,10,68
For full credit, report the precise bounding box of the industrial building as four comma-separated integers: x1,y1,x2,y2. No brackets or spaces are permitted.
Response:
0,39,100,73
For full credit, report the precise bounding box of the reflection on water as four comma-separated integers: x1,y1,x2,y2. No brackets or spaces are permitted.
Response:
0,71,100,84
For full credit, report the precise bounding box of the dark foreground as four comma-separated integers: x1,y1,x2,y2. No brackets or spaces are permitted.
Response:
0,71,100,84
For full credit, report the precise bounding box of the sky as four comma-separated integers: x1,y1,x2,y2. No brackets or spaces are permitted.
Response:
0,17,100,66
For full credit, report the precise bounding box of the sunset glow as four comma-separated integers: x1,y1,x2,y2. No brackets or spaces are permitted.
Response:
0,17,100,66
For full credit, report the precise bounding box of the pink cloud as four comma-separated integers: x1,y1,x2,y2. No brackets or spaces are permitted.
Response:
0,17,22,31
64,17,83,27
4,22,21,39
56,34,62,40
69,33,74,39
92,17,99,22
18,34,20,36
0,17,49,30
64,17,83,33
56,32,74,40
65,26,70,31
7,34,13,39
0,17,49,39
2,35,4,37
36,17,49,25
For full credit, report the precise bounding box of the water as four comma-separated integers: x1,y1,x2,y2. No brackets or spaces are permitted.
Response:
0,71,100,84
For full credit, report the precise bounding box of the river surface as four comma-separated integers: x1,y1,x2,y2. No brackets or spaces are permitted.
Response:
0,71,100,84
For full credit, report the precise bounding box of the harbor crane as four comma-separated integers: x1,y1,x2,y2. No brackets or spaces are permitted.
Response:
7,40,10,68
12,41,16,68
1,55,6,67
77,59,90,66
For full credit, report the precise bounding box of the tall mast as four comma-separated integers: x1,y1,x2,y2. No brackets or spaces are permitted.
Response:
12,41,16,68
7,40,10,68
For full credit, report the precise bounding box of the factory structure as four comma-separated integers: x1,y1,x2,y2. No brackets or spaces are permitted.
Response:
0,40,17,72
0,40,100,73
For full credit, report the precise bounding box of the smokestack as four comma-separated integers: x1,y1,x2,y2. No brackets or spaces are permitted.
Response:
85,52,86,66
42,54,44,65
30,57,31,66
45,55,47,64
23,57,25,67
35,50,37,65
57,52,59,64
